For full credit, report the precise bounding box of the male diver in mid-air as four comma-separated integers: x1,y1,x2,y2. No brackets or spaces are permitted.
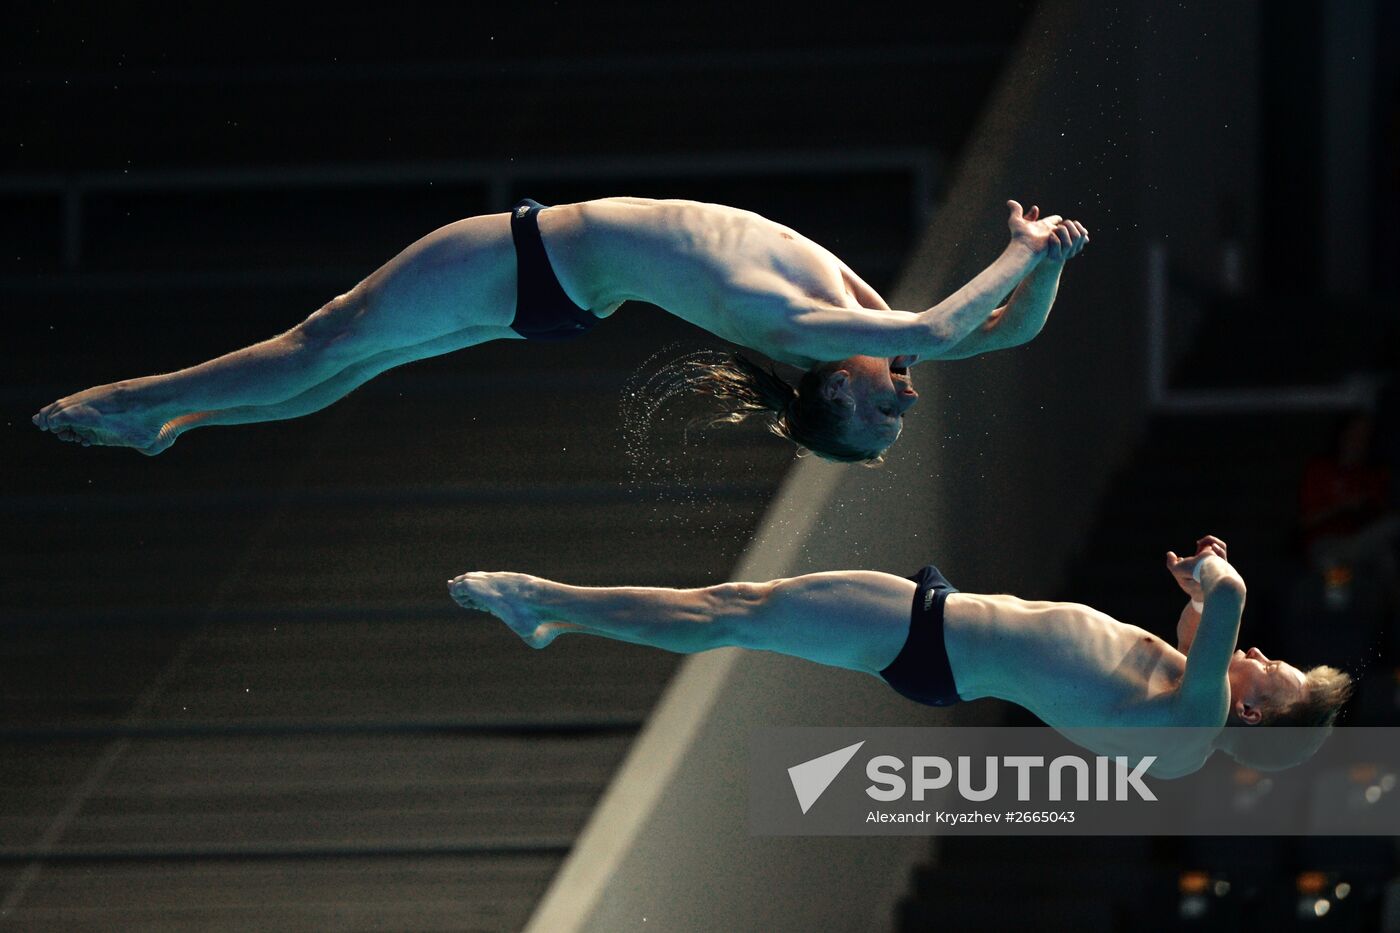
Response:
449,536,1352,776
34,197,1087,462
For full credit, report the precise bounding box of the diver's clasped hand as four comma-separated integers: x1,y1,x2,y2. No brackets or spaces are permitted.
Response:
1006,199,1089,264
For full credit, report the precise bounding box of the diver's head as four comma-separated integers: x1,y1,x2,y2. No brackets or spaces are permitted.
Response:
692,353,918,463
1219,651,1353,770
813,354,920,457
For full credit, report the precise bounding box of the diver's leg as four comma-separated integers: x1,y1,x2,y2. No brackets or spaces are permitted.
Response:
34,212,517,453
155,326,502,448
448,569,916,673
449,572,747,652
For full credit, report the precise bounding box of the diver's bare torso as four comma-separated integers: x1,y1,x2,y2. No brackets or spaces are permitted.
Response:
541,197,891,367
942,594,1218,775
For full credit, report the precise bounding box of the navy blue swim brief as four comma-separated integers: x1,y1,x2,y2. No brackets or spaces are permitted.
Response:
509,199,599,341
879,564,962,707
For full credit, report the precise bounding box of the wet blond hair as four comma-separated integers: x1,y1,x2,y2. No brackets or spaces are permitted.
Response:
1225,665,1355,771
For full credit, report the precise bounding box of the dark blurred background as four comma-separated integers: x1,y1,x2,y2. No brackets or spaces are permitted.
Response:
1,1,1396,930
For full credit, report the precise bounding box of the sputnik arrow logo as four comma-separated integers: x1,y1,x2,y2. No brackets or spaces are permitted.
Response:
787,741,865,814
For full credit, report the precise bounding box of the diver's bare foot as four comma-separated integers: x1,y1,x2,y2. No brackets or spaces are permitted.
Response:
33,381,178,455
448,571,578,648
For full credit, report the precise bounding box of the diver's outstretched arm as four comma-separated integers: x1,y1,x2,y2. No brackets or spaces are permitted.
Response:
1173,552,1248,718
938,214,1088,360
1168,535,1228,654
778,201,1083,362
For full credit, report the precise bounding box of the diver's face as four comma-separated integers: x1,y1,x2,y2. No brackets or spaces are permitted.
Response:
826,355,919,452
1227,647,1308,723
